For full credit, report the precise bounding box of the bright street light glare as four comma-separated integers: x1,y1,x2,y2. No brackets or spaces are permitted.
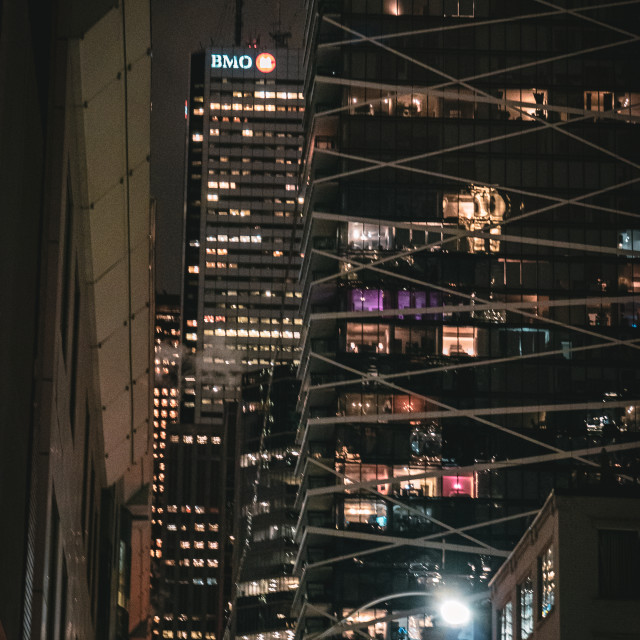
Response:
440,599,471,626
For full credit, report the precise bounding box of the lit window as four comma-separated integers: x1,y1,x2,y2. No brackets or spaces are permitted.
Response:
518,577,533,639
242,129,254,137
499,602,512,640
210,128,219,136
540,546,555,617
192,133,203,142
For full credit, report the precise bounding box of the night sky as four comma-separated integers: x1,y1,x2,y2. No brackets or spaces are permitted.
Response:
151,0,305,294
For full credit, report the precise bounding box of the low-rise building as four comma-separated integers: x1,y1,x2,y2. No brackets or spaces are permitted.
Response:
490,489,640,640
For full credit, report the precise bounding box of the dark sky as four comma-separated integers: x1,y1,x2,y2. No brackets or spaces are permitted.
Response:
151,0,305,294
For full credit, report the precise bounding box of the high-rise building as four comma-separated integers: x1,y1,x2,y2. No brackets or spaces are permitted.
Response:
0,1,153,638
180,47,305,427
151,295,181,634
230,365,301,640
150,47,305,639
294,2,640,639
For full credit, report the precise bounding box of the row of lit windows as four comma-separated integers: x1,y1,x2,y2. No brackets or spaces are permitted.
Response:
165,505,212,515
166,434,222,445
202,316,303,325
207,169,298,179
206,234,300,244
163,522,217,532
498,545,555,640
238,631,294,640
165,559,219,570
210,125,300,140
207,154,299,165
208,233,261,242
158,631,216,639
154,387,179,397
154,409,178,419
237,576,299,597
202,328,301,339
179,540,219,550
154,398,179,408
209,102,304,112
203,345,297,355
204,248,288,259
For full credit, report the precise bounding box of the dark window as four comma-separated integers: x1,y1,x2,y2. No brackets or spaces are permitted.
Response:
599,529,640,598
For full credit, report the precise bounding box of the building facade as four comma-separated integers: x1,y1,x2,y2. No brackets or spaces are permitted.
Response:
180,47,305,427
230,366,301,640
0,0,153,638
294,1,640,639
151,47,306,639
490,489,640,640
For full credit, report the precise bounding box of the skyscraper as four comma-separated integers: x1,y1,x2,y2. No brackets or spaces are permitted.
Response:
152,47,305,640
180,48,305,427
294,2,640,638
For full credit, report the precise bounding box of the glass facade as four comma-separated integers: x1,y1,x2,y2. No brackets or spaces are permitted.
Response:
294,1,640,639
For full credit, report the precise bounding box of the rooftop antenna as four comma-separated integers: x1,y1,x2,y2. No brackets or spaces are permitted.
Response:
235,0,243,46
269,0,291,48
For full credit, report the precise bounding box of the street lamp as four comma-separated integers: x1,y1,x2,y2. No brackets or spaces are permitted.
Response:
439,599,471,627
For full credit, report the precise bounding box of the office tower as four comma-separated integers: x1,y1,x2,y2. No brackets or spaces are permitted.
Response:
151,48,305,639
151,295,181,634
295,2,640,639
230,365,301,640
0,1,152,638
180,47,305,428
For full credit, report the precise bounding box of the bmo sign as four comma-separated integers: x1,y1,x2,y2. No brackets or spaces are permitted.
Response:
211,52,276,74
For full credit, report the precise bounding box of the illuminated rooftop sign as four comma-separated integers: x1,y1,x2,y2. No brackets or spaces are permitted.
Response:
256,53,276,73
211,52,276,73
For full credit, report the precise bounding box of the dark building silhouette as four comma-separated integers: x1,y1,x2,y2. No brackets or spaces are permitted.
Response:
293,2,640,639
1,0,153,638
229,366,301,640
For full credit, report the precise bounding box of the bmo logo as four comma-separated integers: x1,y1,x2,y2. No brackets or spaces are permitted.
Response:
256,53,276,73
211,52,276,74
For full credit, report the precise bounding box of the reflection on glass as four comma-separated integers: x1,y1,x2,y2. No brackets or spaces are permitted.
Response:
519,577,534,639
